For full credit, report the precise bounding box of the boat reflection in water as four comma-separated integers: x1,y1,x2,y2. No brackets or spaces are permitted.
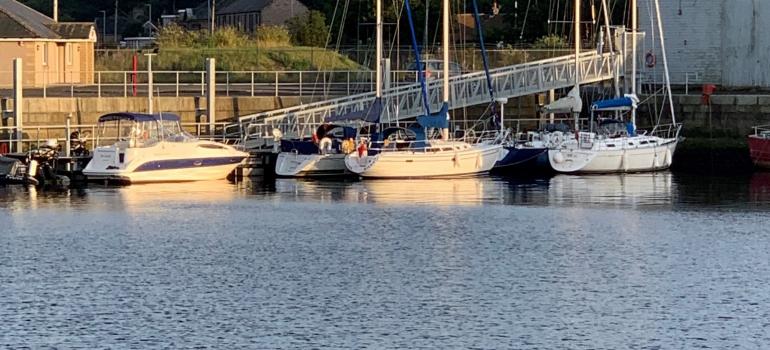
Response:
114,181,241,210
268,176,554,207
547,172,674,208
749,171,770,204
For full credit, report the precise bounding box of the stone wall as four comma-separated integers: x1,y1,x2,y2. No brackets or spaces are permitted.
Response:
640,94,770,137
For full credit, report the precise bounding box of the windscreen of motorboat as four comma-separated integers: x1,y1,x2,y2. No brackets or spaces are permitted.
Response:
97,120,161,147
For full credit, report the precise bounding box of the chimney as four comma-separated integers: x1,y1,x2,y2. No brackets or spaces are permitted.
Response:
53,0,58,21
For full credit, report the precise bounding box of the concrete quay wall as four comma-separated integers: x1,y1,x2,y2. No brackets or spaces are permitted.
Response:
1,96,317,127
640,94,770,137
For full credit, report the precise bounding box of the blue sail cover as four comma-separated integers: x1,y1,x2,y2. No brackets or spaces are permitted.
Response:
591,97,635,111
326,98,383,123
416,103,449,129
98,112,181,123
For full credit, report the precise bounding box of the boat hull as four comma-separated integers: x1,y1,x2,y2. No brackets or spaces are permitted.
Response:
345,143,502,178
493,146,550,173
275,152,349,177
749,135,770,169
83,141,247,184
549,137,678,174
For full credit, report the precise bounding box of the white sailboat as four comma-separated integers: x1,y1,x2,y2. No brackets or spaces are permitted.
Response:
344,0,502,178
548,0,681,174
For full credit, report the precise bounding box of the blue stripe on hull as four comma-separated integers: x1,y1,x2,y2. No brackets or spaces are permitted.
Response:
134,157,245,172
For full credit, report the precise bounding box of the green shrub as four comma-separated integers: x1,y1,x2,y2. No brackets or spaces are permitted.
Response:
286,10,329,47
255,25,291,48
532,34,569,49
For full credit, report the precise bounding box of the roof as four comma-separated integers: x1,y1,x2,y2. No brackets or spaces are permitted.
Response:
0,0,94,40
217,0,274,15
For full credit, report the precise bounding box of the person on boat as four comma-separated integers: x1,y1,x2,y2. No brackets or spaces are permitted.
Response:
341,138,355,154
357,139,368,158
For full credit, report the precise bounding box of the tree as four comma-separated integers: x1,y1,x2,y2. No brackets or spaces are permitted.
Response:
286,10,329,47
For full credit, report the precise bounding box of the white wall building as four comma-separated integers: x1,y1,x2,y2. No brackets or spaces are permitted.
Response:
638,0,770,88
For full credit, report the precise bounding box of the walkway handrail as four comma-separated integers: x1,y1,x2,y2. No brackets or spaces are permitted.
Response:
238,51,622,140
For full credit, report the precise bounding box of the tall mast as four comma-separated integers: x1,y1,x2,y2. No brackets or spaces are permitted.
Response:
376,0,383,98
574,0,580,90
574,0,581,132
441,0,450,140
631,0,637,128
442,0,449,103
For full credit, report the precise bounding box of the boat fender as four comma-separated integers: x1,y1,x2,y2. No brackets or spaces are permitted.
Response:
622,152,629,172
665,148,672,166
319,137,333,154
475,153,481,169
553,151,565,164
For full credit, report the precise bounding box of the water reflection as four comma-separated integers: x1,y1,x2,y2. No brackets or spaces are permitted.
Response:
258,173,677,208
1,171,770,210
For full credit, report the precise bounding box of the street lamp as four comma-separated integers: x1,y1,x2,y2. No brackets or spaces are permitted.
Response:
99,10,106,46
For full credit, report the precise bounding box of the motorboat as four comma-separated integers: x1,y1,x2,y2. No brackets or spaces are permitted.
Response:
749,125,770,169
83,112,248,184
274,124,357,177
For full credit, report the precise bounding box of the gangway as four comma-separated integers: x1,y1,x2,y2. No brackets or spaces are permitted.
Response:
239,51,621,142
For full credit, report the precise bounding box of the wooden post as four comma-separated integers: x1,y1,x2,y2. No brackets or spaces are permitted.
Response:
13,58,23,152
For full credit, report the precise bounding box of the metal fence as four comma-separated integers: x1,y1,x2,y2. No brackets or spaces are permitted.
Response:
0,121,236,154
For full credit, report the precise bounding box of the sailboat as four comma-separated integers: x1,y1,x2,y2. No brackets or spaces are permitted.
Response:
344,0,502,178
547,0,681,174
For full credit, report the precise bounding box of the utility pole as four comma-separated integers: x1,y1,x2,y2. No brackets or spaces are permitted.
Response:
424,0,429,52
114,0,119,44
99,11,106,47
210,0,216,34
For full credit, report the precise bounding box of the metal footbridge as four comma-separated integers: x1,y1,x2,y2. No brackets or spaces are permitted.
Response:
238,51,622,141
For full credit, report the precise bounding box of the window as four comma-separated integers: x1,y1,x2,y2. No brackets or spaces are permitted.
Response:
42,44,48,65
66,44,73,65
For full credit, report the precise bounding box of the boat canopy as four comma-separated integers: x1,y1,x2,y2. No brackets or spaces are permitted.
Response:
325,98,383,123
416,103,449,129
591,94,639,112
541,87,582,114
98,112,181,123
315,124,357,139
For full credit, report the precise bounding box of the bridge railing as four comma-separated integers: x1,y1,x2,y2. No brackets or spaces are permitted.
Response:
238,51,622,141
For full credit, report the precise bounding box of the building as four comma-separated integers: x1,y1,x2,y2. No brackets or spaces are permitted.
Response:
216,0,308,33
0,0,96,87
639,0,770,88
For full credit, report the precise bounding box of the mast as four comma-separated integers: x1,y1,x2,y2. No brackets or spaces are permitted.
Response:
376,0,382,98
441,0,450,139
631,0,637,128
574,0,581,132
574,0,580,91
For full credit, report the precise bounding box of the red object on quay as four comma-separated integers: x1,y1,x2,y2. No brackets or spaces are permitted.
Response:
701,84,716,105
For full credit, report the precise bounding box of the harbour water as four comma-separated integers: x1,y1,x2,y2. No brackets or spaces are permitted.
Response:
2,172,769,348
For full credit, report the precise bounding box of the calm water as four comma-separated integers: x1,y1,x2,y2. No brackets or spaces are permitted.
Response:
1,172,770,349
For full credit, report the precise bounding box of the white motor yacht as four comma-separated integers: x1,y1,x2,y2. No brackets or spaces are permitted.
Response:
83,113,248,184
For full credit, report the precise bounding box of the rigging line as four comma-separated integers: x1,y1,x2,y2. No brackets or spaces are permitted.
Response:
404,0,432,115
317,0,344,98
518,0,532,40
